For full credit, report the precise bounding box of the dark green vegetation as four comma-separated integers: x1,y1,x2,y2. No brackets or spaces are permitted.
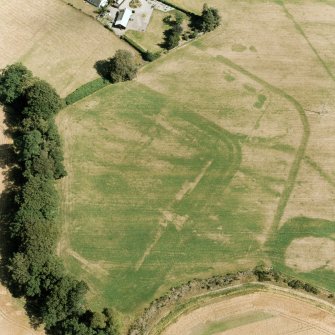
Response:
199,4,221,32
94,50,138,84
0,63,119,335
110,50,138,84
163,13,184,50
65,78,109,106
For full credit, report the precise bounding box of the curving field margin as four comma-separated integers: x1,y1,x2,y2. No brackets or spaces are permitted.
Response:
128,267,335,335
160,284,335,335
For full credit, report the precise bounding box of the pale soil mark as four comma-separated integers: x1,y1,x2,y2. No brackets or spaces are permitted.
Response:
135,161,212,271
65,248,109,277
135,211,189,271
176,160,213,201
285,237,335,273
135,227,164,271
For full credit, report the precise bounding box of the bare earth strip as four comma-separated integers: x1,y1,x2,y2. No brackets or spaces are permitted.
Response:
162,289,335,335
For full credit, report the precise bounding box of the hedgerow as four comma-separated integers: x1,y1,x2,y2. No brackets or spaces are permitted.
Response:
64,78,109,105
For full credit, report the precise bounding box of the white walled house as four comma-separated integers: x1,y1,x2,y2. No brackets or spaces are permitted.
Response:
114,8,132,29
87,0,108,7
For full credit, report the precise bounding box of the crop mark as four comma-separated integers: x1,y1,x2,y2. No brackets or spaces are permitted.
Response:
280,2,335,83
66,248,109,276
176,160,213,201
134,114,241,272
213,55,310,233
304,156,335,188
135,227,164,271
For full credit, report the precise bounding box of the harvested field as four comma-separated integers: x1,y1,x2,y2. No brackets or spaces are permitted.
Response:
0,285,44,335
162,290,335,335
0,0,132,97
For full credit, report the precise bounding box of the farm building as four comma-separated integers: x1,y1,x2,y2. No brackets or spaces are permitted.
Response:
86,0,108,7
114,8,132,29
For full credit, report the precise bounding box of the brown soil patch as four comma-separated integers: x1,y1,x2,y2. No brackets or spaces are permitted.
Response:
162,290,335,335
285,237,335,273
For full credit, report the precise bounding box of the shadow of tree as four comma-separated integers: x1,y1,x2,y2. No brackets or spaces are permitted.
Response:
0,106,23,296
0,156,21,291
94,59,112,81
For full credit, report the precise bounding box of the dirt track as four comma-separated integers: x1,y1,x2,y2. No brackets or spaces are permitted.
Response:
162,289,335,335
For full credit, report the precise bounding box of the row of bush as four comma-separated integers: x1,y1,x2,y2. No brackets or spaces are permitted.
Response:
65,78,109,105
128,266,322,335
0,63,119,335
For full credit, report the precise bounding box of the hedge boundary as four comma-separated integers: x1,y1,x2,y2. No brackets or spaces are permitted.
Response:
157,0,196,16
128,266,335,335
64,78,110,105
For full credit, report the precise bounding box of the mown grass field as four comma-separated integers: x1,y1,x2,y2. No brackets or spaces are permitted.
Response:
0,0,133,97
57,0,335,325
126,10,172,52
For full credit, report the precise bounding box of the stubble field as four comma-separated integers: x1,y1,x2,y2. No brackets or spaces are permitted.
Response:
162,287,335,335
0,0,132,97
53,0,335,328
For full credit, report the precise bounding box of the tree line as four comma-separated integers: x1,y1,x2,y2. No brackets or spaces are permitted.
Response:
0,63,120,335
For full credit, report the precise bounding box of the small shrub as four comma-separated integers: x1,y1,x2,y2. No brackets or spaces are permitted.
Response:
189,30,199,39
144,51,161,62
303,283,319,295
288,279,303,289
253,265,271,282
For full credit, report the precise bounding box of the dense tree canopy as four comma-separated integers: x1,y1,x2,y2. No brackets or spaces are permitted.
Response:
42,277,88,328
23,80,63,118
200,4,221,32
0,63,32,104
110,50,138,83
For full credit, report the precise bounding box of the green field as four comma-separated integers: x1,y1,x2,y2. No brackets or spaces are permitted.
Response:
57,0,335,324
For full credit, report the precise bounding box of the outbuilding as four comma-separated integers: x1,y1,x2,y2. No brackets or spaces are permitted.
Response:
114,8,132,29
86,0,108,7
113,0,125,8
